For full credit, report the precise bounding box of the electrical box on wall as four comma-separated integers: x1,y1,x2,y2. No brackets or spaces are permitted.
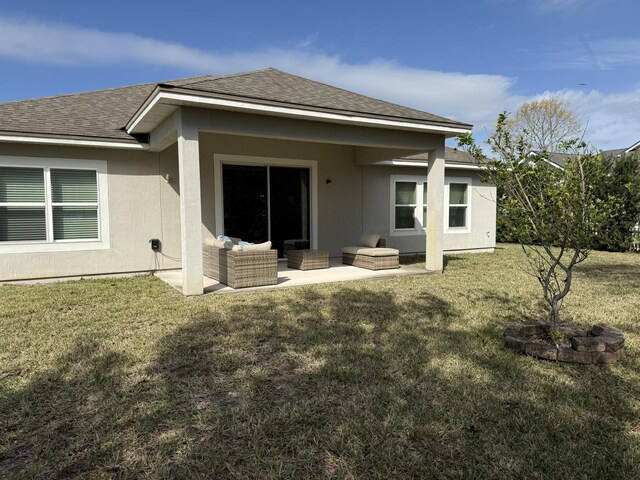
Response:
150,239,161,252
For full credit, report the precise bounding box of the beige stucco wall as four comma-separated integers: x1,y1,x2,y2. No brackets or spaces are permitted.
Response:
0,143,182,281
195,134,495,257
362,165,496,254
196,133,362,257
0,133,494,281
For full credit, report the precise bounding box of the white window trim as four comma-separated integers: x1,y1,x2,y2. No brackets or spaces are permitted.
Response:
0,156,110,253
445,176,472,234
390,174,427,236
213,154,318,250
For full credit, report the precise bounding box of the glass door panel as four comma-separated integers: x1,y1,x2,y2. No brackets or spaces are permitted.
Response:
269,166,310,257
222,164,268,243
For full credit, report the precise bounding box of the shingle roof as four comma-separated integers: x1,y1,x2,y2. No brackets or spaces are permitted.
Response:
0,76,214,143
0,68,471,144
167,68,468,128
601,148,627,158
398,146,476,165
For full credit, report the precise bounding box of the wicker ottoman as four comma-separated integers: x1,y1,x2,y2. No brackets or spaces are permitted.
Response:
287,249,329,270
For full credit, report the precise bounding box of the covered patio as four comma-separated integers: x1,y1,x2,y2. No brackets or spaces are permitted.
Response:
156,258,432,294
126,69,471,295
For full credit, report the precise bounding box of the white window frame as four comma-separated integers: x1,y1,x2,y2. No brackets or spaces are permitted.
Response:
390,175,427,236
0,156,110,253
445,176,472,234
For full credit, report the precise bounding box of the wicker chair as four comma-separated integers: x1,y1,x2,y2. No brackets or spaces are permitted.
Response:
342,237,400,270
203,244,278,289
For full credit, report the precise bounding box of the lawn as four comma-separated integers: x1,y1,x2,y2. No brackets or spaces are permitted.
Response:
1,244,640,479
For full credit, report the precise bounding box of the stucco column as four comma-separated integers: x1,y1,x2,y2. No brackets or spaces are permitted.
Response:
177,112,204,295
425,144,445,271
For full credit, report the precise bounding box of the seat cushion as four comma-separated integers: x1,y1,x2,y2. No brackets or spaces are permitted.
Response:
205,237,233,249
232,241,273,252
342,246,399,257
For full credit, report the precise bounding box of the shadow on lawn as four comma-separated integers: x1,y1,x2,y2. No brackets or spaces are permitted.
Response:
575,261,640,295
1,286,639,478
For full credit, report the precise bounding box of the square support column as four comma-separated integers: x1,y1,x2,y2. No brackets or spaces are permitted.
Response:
177,113,204,295
425,144,445,271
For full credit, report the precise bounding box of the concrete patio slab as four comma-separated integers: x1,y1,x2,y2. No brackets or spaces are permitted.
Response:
156,258,431,294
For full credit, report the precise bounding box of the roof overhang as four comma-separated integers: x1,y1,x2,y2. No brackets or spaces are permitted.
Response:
126,87,472,138
376,159,480,170
625,140,640,154
0,132,148,150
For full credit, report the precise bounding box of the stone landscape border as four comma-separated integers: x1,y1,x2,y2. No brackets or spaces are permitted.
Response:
504,323,625,364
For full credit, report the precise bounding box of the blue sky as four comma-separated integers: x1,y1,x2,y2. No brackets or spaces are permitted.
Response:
1,0,639,149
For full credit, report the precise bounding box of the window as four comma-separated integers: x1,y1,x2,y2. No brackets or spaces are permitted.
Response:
0,157,108,252
446,178,471,231
391,176,427,234
0,167,47,242
51,169,99,240
390,175,472,235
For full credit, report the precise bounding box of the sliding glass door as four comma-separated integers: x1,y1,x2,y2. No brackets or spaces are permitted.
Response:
222,163,310,258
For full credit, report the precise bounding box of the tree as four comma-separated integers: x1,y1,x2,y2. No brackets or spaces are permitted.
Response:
506,96,582,153
458,113,615,325
593,151,640,252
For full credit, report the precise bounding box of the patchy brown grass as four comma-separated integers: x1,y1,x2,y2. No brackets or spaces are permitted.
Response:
1,244,639,479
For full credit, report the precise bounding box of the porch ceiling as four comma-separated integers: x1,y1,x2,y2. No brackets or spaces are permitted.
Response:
150,107,446,161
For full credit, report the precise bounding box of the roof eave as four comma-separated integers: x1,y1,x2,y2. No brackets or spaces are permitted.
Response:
125,87,472,137
625,140,640,153
0,132,148,150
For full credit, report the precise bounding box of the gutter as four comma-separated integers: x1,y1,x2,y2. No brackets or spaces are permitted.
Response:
0,133,149,150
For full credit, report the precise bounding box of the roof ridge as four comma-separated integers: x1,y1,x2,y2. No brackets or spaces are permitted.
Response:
0,75,213,106
170,68,277,89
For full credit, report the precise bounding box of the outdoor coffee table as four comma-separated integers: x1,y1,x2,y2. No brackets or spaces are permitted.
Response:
286,249,329,270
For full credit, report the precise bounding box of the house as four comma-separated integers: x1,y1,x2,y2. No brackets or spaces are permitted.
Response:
0,68,496,295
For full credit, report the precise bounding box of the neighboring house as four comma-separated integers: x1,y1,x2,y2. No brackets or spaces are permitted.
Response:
0,68,496,294
530,139,640,169
601,139,640,159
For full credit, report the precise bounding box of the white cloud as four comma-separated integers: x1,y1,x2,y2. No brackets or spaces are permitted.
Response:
295,33,319,49
504,89,640,151
547,37,640,70
0,14,519,128
0,14,637,150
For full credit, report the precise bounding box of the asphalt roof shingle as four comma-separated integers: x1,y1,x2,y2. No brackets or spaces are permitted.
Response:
170,68,466,127
399,147,476,165
0,68,471,144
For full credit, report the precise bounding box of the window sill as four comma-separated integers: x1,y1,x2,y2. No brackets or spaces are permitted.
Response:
445,228,471,235
391,229,427,237
0,239,110,254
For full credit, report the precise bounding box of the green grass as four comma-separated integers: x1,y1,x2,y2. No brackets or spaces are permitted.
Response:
1,244,640,479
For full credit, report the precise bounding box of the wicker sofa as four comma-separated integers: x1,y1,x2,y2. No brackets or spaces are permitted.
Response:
342,235,400,270
203,239,278,289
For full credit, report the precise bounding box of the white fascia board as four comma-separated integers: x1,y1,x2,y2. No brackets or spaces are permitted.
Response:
127,91,472,136
518,156,564,170
0,134,148,150
625,140,640,153
381,159,480,170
